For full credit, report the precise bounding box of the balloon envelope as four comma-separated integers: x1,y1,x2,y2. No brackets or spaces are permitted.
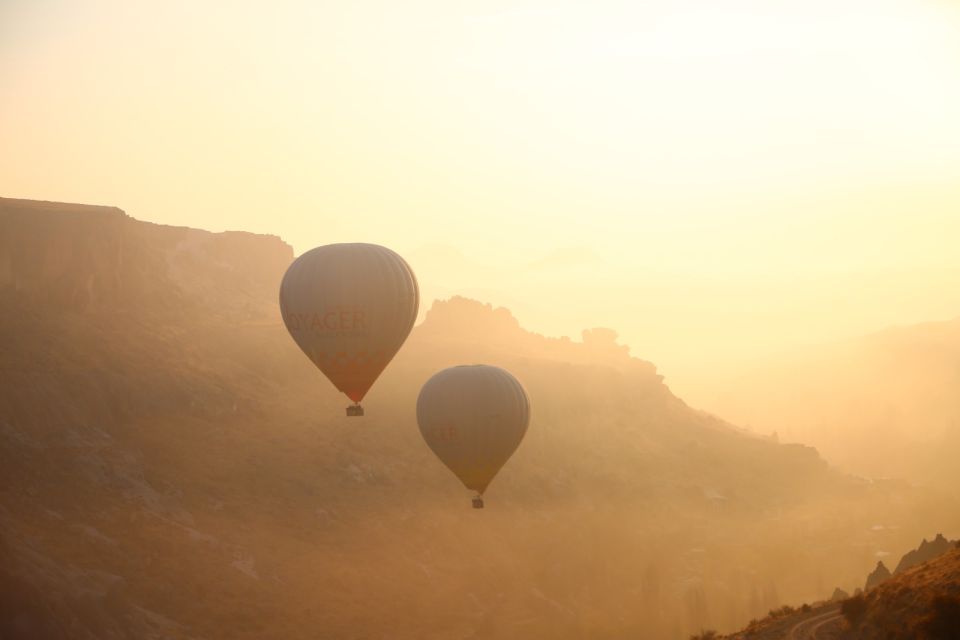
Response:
280,243,419,403
417,365,530,494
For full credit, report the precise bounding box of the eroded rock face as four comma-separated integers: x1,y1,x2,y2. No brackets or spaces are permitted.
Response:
0,199,128,310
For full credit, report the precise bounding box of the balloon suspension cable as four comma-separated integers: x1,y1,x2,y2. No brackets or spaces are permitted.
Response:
345,403,364,417
471,494,485,509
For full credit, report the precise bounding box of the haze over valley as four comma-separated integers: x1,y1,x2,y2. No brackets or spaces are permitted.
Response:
2,198,959,638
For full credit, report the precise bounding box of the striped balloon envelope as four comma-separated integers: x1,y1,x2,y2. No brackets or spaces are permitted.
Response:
417,365,530,507
280,243,419,415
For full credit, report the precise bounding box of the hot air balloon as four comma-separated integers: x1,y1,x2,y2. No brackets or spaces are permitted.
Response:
416,365,530,508
280,243,419,416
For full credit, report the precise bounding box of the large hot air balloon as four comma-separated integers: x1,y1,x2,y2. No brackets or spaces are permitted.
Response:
416,365,530,508
280,243,419,416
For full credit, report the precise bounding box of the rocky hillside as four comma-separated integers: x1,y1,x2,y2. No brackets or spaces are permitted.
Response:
719,536,959,639
2,198,959,639
859,534,957,596
847,545,960,639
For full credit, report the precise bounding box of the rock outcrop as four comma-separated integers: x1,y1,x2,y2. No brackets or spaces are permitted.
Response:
865,560,891,590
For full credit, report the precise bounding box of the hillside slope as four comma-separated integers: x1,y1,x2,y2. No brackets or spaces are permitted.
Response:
2,198,959,639
851,546,960,638
720,543,960,639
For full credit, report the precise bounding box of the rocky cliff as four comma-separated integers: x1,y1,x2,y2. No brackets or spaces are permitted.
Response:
0,197,292,318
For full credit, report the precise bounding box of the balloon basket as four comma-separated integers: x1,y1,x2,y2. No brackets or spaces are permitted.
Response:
471,495,485,509
346,404,364,417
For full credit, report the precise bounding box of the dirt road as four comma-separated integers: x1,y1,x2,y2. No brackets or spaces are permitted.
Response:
786,607,842,639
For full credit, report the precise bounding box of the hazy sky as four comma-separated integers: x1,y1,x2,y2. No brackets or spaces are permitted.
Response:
3,0,960,402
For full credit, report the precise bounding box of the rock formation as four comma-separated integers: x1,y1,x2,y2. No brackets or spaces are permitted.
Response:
894,534,956,576
865,560,891,590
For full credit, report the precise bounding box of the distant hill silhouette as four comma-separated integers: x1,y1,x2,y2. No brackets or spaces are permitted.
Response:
2,198,959,639
705,312,960,492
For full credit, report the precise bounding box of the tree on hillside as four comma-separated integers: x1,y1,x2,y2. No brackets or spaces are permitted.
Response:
841,594,868,628
916,595,960,639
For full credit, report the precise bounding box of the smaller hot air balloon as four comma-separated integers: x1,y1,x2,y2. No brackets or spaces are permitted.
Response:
416,365,530,508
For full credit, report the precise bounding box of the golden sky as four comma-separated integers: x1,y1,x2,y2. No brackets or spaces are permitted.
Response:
3,0,960,402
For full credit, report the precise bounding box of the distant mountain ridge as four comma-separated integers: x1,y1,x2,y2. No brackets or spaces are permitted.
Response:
703,307,960,491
